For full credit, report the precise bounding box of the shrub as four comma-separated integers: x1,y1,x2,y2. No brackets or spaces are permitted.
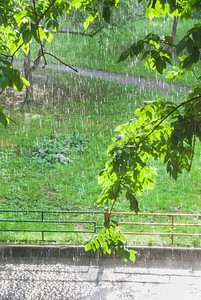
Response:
31,133,89,165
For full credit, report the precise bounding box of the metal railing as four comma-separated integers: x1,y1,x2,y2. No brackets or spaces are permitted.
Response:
0,210,105,241
0,209,201,245
108,210,201,244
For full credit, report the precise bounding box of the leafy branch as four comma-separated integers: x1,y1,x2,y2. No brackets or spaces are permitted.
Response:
38,0,57,23
33,0,48,67
138,95,201,147
189,101,201,171
85,225,137,262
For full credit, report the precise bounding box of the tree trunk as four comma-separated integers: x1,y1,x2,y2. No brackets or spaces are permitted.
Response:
24,50,34,102
172,16,178,45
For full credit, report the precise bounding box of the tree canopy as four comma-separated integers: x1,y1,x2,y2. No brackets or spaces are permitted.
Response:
0,0,119,125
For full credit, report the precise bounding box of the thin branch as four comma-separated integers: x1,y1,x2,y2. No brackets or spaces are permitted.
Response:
192,69,201,86
32,40,47,71
189,101,201,171
38,0,57,23
0,52,11,59
50,26,104,38
109,178,122,215
34,51,78,72
11,43,24,64
33,0,47,67
138,95,201,147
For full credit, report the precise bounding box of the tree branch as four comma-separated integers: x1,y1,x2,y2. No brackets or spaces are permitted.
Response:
109,177,122,215
32,40,47,71
50,26,104,37
34,51,78,72
189,101,201,171
33,0,47,67
138,95,201,147
38,0,57,23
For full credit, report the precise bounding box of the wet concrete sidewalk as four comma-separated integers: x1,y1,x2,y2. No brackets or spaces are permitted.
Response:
0,259,201,300
1,245,201,299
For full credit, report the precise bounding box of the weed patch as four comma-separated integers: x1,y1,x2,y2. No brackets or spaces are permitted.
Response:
31,133,89,165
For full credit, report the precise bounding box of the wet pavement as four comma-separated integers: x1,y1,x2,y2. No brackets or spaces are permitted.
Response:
0,258,201,300
14,61,192,95
40,63,192,95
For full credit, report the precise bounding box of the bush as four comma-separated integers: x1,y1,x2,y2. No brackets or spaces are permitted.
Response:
31,133,89,165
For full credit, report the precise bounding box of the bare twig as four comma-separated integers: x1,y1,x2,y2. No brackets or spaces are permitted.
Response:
189,101,201,171
50,26,104,38
32,40,47,71
34,52,78,72
0,52,11,59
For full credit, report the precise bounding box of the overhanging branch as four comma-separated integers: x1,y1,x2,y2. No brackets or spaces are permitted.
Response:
138,95,201,147
189,100,201,171
34,52,78,72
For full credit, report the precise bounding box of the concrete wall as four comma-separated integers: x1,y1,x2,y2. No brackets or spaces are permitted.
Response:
1,244,201,270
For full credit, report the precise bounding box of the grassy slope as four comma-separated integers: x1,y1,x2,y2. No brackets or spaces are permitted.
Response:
1,70,201,245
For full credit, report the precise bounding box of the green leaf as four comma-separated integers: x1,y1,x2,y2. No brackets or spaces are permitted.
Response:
102,5,111,23
129,249,137,262
118,48,131,63
126,192,139,213
0,75,9,90
155,58,166,74
22,29,32,45
176,38,187,54
186,38,194,53
84,242,92,251
182,47,200,68
191,46,200,63
44,31,53,44
0,111,9,128
192,28,201,48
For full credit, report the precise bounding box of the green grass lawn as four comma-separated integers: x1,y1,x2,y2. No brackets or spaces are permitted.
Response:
0,68,201,246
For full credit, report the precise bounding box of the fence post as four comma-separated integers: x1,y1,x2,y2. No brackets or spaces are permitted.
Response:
105,208,110,228
171,215,174,245
41,212,44,241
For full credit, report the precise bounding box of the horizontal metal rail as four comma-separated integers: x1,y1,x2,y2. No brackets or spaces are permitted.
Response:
0,209,105,214
1,209,201,245
107,210,201,245
0,210,105,241
1,229,95,234
119,222,201,227
0,220,96,224
111,212,201,217
121,232,201,237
